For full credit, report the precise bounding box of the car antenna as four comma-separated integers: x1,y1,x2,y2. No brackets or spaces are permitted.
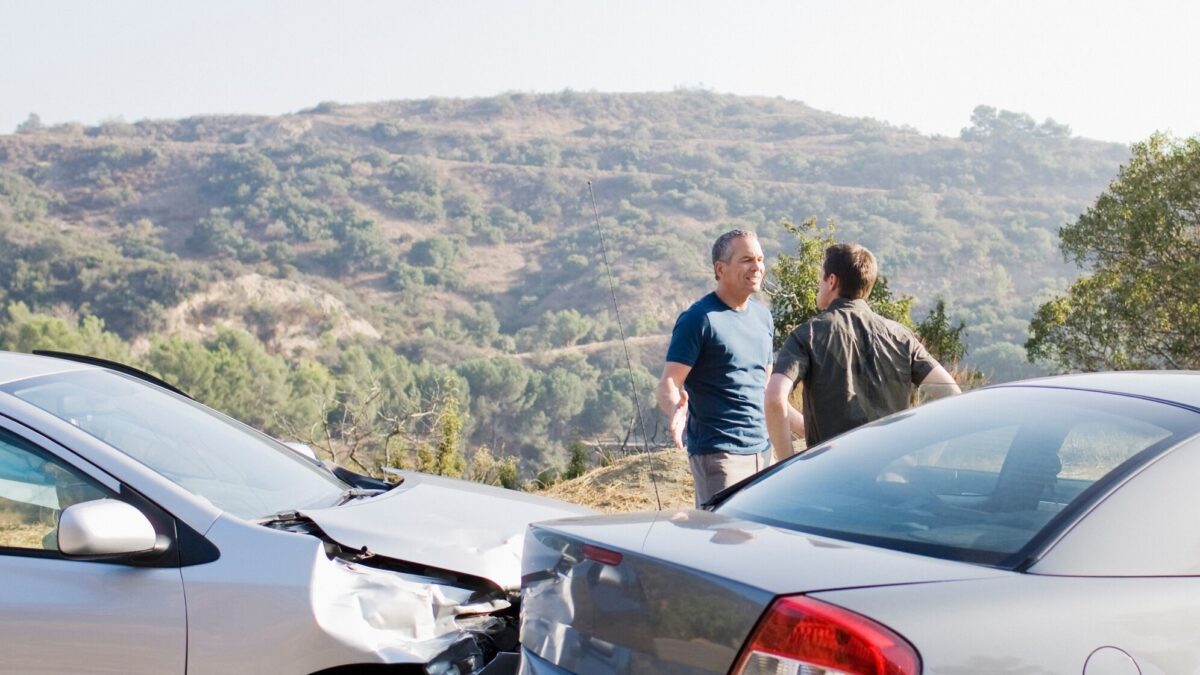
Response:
588,181,662,510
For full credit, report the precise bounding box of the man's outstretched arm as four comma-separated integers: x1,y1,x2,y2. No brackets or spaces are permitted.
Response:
919,364,962,400
657,362,692,451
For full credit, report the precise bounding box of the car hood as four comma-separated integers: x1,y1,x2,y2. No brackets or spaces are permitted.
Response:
299,471,594,592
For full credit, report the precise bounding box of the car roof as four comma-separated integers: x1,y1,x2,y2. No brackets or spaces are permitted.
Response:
995,371,1200,411
0,350,94,385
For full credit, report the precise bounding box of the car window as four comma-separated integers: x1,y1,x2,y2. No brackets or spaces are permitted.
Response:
903,425,1017,474
1057,419,1170,480
2,370,345,520
0,428,109,551
718,387,1200,567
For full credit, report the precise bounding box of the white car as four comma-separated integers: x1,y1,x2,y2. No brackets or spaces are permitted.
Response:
0,350,591,674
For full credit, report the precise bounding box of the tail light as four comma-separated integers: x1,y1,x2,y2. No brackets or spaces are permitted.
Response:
581,543,623,566
730,595,920,675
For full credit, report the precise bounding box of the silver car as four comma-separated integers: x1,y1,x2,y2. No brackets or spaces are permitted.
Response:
520,372,1200,674
0,350,591,674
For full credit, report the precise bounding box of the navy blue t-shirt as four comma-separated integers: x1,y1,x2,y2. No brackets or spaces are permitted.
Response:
666,293,773,456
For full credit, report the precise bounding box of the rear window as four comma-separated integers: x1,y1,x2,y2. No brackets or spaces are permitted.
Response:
718,387,1200,567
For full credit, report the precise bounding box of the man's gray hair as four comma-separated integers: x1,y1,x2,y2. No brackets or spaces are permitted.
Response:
712,229,757,265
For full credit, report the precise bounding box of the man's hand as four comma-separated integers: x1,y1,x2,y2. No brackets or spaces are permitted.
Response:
658,361,693,452
668,390,689,450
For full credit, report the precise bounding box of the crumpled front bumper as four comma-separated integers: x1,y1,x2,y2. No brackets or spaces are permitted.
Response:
313,555,519,673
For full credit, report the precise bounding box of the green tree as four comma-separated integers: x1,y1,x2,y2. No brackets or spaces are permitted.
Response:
432,395,466,478
564,440,589,480
0,302,131,362
866,276,915,330
916,298,967,365
495,456,519,489
325,211,391,275
464,446,520,489
147,328,290,433
1027,134,1200,370
768,217,833,347
282,359,337,439
916,298,986,388
769,217,915,346
16,113,43,134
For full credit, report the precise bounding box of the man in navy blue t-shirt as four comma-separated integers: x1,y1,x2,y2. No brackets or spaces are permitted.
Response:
658,230,803,506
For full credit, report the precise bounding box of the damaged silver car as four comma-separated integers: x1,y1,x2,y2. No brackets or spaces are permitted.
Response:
0,350,591,674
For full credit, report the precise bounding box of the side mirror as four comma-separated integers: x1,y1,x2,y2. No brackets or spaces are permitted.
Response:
58,499,163,559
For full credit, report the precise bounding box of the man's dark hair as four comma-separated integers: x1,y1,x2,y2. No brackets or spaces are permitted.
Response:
823,243,878,299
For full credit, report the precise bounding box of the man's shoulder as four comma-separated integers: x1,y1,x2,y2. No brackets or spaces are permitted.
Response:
865,311,919,340
672,293,718,334
826,300,913,334
682,292,721,315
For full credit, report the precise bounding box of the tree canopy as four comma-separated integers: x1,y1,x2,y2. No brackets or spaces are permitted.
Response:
1027,134,1200,370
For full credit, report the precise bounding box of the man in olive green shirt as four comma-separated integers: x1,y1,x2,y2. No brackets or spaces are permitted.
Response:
765,243,960,459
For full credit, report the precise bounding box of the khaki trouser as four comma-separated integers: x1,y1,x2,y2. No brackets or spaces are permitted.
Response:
688,450,770,507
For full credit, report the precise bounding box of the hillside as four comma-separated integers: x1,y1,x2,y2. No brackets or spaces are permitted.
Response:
540,449,693,512
0,91,1129,477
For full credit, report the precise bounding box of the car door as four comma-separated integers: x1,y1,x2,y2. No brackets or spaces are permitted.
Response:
0,422,186,674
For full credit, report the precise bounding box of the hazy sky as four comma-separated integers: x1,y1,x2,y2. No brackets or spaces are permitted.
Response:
2,0,1197,144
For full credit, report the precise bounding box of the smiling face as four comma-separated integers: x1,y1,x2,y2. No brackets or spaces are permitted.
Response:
714,234,765,304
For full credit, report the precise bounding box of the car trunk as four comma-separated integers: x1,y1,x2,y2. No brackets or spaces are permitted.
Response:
520,509,1005,675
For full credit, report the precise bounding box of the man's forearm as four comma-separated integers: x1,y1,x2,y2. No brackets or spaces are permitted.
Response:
787,404,805,439
766,400,794,462
657,378,681,416
919,365,962,400
765,373,798,462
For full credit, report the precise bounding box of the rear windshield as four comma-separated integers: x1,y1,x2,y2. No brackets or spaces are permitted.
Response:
718,387,1200,567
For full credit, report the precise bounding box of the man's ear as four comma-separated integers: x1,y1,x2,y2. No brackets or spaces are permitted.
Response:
826,272,840,294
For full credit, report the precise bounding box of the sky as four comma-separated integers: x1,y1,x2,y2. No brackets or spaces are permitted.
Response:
2,0,1197,144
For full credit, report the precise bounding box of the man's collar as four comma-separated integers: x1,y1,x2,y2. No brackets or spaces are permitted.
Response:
826,297,869,312
713,289,753,312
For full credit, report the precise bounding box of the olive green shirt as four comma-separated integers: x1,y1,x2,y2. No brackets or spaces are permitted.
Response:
774,298,938,447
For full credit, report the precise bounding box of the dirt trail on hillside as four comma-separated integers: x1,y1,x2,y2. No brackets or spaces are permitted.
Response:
514,334,669,362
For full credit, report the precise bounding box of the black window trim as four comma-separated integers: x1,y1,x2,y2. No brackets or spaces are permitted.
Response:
31,350,192,399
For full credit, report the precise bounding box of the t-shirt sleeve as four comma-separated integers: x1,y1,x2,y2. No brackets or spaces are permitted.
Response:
772,325,811,382
665,308,706,366
909,334,939,384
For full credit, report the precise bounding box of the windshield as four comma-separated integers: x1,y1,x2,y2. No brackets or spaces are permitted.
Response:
718,387,1200,567
1,369,346,520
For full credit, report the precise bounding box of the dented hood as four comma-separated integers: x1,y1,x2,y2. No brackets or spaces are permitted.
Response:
299,471,594,591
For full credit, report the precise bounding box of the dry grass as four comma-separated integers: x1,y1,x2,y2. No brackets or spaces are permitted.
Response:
540,449,696,512
0,523,53,550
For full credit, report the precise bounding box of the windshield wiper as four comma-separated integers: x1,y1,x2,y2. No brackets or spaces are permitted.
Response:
259,510,307,527
326,463,395,491
334,487,384,506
